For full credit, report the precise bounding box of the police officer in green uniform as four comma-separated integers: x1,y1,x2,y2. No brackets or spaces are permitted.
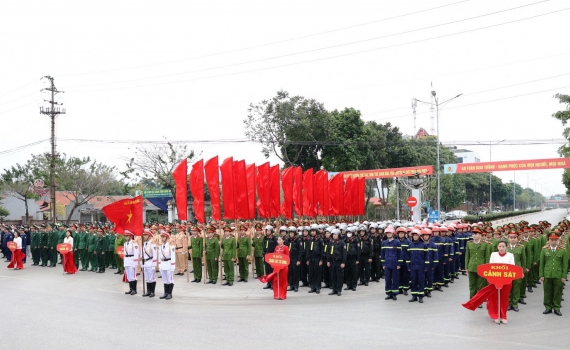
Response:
57,225,66,264
507,230,527,312
70,224,80,268
114,230,126,274
88,227,98,272
106,229,116,269
94,228,107,273
520,227,534,295
540,232,568,316
465,226,489,302
237,224,251,282
252,224,264,278
40,225,50,267
205,227,220,284
31,225,41,266
221,227,236,286
49,224,59,267
189,226,203,282
78,225,89,271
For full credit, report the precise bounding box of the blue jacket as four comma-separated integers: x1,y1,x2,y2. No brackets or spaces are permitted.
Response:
432,236,446,262
406,240,428,271
424,240,438,268
398,238,410,268
381,239,402,268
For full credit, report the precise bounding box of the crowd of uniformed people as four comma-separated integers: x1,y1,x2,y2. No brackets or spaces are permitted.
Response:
2,217,568,313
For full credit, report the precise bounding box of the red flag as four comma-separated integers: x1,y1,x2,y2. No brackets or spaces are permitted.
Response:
329,174,339,216
220,157,235,220
103,196,143,236
280,167,293,219
303,169,314,217
358,178,366,215
338,174,344,215
343,177,352,216
270,164,280,218
315,170,324,216
292,167,303,216
256,162,270,218
190,159,205,223
323,171,330,217
233,160,249,220
246,164,256,219
172,159,188,221
352,177,359,215
204,156,221,221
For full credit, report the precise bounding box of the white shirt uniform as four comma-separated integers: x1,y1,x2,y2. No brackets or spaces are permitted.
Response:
142,240,158,282
159,242,176,284
123,240,140,281
14,237,22,249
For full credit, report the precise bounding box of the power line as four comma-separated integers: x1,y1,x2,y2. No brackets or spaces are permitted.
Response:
65,7,569,93
0,99,41,115
64,1,549,90
369,84,570,121
0,139,49,156
0,80,37,98
57,1,469,77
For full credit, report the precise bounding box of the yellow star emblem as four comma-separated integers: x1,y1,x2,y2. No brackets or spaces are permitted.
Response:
126,210,133,223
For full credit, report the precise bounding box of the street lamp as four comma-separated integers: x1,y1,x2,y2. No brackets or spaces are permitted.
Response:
414,91,462,221
477,139,505,212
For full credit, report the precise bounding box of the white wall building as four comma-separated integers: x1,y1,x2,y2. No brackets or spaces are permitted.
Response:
452,149,481,164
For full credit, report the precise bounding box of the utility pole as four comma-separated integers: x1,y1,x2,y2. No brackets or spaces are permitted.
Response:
40,76,65,224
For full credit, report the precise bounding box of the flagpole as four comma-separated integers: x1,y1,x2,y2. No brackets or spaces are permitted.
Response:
140,184,146,296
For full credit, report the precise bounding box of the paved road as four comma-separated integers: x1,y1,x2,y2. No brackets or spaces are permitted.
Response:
1,209,567,350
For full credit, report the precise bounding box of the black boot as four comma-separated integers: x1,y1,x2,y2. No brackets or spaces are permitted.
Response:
528,287,533,293
125,281,133,294
166,284,173,300
149,282,156,298
385,295,393,300
403,290,408,296
419,296,424,303
425,291,431,298
130,281,137,295
143,283,151,297
409,295,418,302
160,284,168,299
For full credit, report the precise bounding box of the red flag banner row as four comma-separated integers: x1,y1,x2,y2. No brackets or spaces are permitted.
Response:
184,157,368,223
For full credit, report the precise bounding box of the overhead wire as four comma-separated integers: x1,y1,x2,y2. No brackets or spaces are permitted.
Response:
57,1,470,77
64,1,551,91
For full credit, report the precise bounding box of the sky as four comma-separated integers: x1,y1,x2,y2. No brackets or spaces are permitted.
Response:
1,0,569,197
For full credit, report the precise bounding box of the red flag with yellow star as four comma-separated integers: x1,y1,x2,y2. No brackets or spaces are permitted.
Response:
102,195,143,236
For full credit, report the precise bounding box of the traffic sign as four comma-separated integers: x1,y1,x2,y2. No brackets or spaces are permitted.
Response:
407,197,418,207
428,210,439,223
421,201,430,208
136,189,172,198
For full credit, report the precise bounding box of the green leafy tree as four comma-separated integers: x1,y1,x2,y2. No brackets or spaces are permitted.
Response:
552,93,570,195
244,90,331,169
30,153,127,223
0,206,9,220
0,160,39,223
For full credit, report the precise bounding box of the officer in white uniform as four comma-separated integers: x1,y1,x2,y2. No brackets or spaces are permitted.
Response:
141,229,158,298
159,231,176,300
123,230,140,295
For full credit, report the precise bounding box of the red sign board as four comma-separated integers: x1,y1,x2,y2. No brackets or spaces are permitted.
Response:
116,246,125,259
264,253,290,270
7,242,17,252
444,157,570,174
477,263,523,289
407,197,418,207
341,165,433,179
57,243,72,254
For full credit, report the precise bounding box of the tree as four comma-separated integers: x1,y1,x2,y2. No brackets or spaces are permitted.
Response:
552,93,570,195
123,140,196,210
0,160,39,223
30,153,126,224
0,206,10,221
321,108,369,171
244,90,332,169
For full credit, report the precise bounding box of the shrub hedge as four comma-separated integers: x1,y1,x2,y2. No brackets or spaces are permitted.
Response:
462,209,542,223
